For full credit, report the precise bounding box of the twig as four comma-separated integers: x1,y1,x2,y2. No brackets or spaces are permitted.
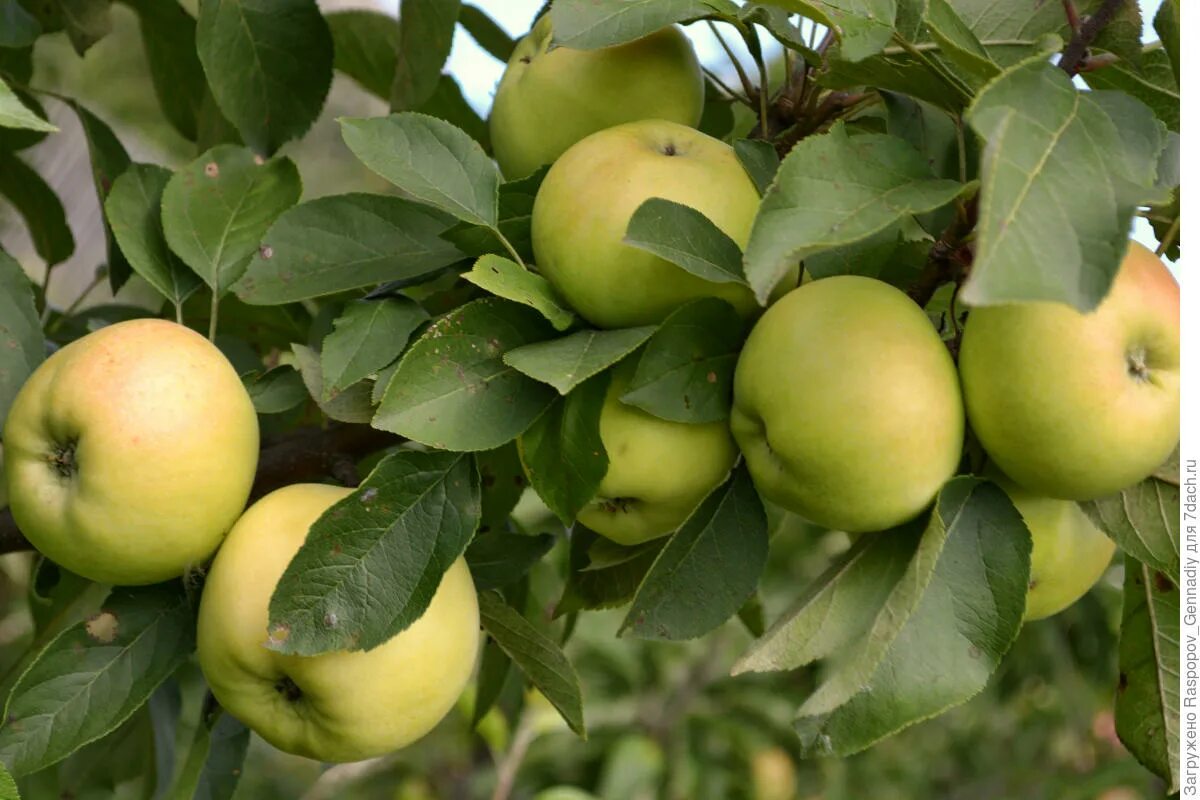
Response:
490,712,538,800
706,21,758,103
701,66,750,105
1061,0,1082,36
1156,217,1180,257
45,269,105,334
1059,0,1126,76
907,197,978,308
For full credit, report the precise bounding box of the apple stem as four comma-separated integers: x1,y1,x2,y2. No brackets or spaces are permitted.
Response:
493,228,528,270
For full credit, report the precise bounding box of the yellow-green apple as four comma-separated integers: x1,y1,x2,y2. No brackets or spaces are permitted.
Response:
531,119,798,328
197,483,480,762
532,363,738,545
489,16,703,179
988,471,1115,620
3,319,258,585
959,241,1179,500
731,276,964,532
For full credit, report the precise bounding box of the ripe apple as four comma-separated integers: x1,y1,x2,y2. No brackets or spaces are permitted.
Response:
197,483,480,762
988,471,1115,620
731,276,964,533
489,16,703,179
3,319,258,585
959,241,1180,500
564,363,737,545
531,119,798,329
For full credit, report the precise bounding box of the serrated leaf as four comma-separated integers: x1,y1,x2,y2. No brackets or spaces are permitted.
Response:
803,217,931,286
459,4,514,61
196,0,333,154
123,0,208,142
162,145,301,299
0,152,74,267
374,298,556,451
442,167,546,262
623,198,746,285
744,123,967,301
464,255,575,332
0,251,42,427
963,58,1166,310
167,709,248,800
392,0,460,111
519,373,609,525
478,591,585,736
0,0,39,48
548,0,740,49
770,0,896,62
321,297,428,397
504,327,655,395
556,528,664,614
0,79,55,132
340,113,500,227
621,467,765,640
236,193,463,305
621,298,741,424
733,138,779,196
924,0,999,87
1082,45,1179,133
0,584,195,776
326,9,397,100
291,343,374,423
268,449,480,655
242,366,307,414
466,532,556,591
0,763,15,799
1115,559,1179,792
1082,475,1179,582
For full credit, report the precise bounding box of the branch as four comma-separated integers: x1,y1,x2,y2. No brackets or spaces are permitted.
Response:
1058,0,1125,77
0,423,397,556
906,196,978,308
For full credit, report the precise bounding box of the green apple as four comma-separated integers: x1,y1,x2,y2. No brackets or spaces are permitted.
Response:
489,15,703,179
959,241,1180,500
554,363,737,545
731,276,964,533
3,319,258,585
197,483,480,762
531,119,798,328
988,472,1116,620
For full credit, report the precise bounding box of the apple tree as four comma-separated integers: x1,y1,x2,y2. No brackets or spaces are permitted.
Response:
0,0,1182,797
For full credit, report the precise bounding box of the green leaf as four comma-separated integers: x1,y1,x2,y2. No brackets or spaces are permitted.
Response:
0,251,42,427
326,9,397,100
22,0,111,55
0,0,39,48
291,343,374,424
0,583,195,776
67,102,133,292
123,0,208,142
268,449,481,656
321,297,428,397
375,298,556,451
923,0,999,87
548,0,740,49
1089,0,1144,67
739,4,818,64
196,0,333,154
0,88,46,151
963,58,1167,310
505,327,655,395
620,298,741,424
463,255,575,332
242,366,308,415
441,166,546,262
0,79,55,133
881,91,963,180
518,373,609,525
470,639,512,728
1081,475,1179,583
744,123,967,302
236,193,463,305
788,479,1030,756
1115,559,1179,792
1154,0,1179,85
392,0,461,111
476,444,526,531
478,591,585,737
466,532,556,591
803,217,931,286
167,709,248,800
0,152,74,267
821,49,966,112
621,467,765,640
161,145,302,299
770,0,896,62
340,113,500,227
1082,45,1179,133
733,138,779,195
416,74,490,150
459,4,514,61
0,763,16,800
556,529,663,614
106,164,203,310
623,198,746,285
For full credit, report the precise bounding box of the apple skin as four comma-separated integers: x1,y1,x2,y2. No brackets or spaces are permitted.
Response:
731,276,964,533
988,472,1116,621
3,319,258,585
959,241,1179,500
197,484,480,763
489,16,703,179
568,364,737,545
531,119,799,329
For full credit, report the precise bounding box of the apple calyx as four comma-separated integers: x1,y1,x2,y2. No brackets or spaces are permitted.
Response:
1126,346,1151,383
597,496,637,514
46,439,78,479
275,675,303,702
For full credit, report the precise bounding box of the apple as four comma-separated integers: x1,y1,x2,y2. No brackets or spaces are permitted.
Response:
3,319,258,585
531,119,798,329
489,16,703,179
731,276,964,533
561,363,738,545
988,471,1116,620
959,241,1180,500
197,483,480,762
